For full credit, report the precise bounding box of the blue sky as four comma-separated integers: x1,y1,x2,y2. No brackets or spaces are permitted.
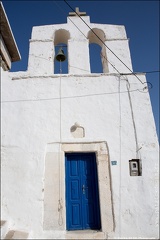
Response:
2,0,160,140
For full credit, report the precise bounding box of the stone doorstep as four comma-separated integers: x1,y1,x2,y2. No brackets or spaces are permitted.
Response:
38,230,106,240
65,230,105,239
4,230,29,239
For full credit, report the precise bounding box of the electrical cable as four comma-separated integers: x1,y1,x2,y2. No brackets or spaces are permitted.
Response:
54,1,122,75
64,0,141,77
58,60,63,226
118,75,122,238
54,1,121,75
143,70,160,74
28,53,159,78
54,1,87,40
1,87,148,104
32,1,159,83
64,0,153,88
126,79,140,158
122,75,142,159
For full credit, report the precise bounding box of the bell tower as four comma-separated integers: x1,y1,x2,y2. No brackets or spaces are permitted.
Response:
27,7,132,75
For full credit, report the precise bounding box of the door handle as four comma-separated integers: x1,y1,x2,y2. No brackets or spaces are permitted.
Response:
82,185,88,194
82,185,85,194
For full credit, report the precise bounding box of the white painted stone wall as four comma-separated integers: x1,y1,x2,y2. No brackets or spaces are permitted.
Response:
28,16,132,75
1,15,159,239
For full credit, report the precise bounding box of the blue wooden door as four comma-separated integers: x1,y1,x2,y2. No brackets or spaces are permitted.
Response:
65,152,101,230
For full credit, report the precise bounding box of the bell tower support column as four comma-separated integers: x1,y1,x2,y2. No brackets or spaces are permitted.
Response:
68,39,91,74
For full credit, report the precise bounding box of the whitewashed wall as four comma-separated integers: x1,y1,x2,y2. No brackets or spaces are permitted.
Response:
1,15,159,239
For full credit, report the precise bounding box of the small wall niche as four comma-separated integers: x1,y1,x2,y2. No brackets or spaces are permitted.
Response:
70,123,85,138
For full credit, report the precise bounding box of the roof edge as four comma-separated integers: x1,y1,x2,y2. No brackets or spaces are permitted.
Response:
0,2,21,62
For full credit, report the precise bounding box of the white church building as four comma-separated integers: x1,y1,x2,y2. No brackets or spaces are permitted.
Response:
1,2,159,239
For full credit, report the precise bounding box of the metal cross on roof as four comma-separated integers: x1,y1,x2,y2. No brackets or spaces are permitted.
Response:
69,7,87,17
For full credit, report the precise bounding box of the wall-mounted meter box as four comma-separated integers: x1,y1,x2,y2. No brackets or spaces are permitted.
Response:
129,159,141,176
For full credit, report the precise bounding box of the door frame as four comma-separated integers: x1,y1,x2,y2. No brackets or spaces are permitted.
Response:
62,141,114,234
43,141,114,235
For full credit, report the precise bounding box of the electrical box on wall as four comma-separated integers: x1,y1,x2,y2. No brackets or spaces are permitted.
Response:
129,159,141,176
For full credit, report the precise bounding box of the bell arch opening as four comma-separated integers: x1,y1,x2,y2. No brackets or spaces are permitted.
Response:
88,28,109,73
54,29,70,74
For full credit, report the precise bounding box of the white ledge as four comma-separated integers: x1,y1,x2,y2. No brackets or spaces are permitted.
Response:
29,39,53,42
11,72,145,80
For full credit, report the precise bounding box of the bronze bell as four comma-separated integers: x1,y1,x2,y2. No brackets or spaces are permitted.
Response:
55,47,66,62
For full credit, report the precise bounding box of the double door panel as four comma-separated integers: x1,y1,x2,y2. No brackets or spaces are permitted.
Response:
65,152,101,230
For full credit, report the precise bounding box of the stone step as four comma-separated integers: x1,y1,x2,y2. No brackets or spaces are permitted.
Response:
0,220,9,239
65,230,105,239
4,230,29,239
